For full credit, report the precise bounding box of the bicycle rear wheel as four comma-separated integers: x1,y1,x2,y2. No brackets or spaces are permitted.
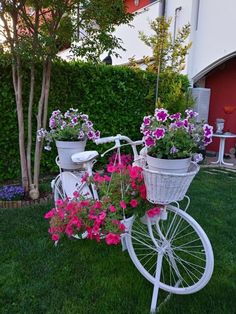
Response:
126,205,214,294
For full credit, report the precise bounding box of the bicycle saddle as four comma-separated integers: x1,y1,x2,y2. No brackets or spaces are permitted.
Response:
71,150,99,163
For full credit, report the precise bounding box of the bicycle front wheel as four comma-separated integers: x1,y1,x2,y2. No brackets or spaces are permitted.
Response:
126,205,214,294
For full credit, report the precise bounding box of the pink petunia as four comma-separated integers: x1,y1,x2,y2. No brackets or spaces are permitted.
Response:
153,127,165,140
73,191,79,198
44,209,54,219
128,165,140,179
109,205,116,212
139,184,146,199
99,211,106,221
104,175,111,182
107,164,116,173
93,173,105,183
120,201,127,209
55,199,64,207
154,108,169,122
203,124,213,138
130,199,138,208
146,207,161,218
144,135,155,147
51,234,60,242
169,113,181,120
143,115,151,125
105,233,121,245
93,200,102,209
65,224,73,236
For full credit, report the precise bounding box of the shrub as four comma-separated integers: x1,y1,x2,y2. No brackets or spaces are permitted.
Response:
0,56,191,181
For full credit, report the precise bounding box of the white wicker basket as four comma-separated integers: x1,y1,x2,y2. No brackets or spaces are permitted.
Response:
143,162,200,205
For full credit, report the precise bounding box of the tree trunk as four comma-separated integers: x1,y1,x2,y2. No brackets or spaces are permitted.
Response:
33,59,52,196
27,65,35,187
12,58,29,192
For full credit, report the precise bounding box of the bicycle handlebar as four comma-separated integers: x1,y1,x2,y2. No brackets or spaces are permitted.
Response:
95,136,117,145
95,134,143,146
95,134,144,162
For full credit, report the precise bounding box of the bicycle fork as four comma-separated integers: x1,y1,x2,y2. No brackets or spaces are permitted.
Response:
147,214,182,313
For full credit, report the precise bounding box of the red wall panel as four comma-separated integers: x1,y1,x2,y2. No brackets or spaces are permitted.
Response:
125,0,151,13
205,58,236,153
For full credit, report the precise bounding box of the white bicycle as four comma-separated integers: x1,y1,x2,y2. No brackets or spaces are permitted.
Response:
51,134,214,313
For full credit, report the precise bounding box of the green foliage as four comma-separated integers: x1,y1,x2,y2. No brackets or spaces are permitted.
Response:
139,16,192,73
0,57,190,181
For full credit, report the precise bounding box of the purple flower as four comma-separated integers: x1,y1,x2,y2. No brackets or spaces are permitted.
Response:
144,136,155,147
94,130,100,139
143,129,152,136
153,128,165,139
86,121,93,127
193,153,203,163
51,110,61,117
81,114,88,121
170,146,179,154
169,113,181,120
0,185,24,201
87,130,95,139
143,116,151,126
37,128,48,141
72,117,78,124
203,136,212,146
49,118,56,129
175,121,184,128
185,109,198,119
154,108,169,122
203,124,213,138
183,119,189,128
78,130,85,139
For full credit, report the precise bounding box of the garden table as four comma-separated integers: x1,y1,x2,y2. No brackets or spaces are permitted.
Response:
211,133,236,166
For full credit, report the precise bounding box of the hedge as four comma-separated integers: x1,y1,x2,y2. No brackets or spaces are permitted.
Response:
0,56,190,181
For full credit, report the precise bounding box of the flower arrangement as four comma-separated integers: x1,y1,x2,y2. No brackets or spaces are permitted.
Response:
37,108,100,150
140,108,213,161
44,157,153,245
0,185,24,201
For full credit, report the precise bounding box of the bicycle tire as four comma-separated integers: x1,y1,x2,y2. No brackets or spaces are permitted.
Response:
126,205,214,294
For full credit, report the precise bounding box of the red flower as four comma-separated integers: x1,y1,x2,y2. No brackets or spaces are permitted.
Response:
146,207,161,218
130,199,138,208
105,233,121,245
139,184,146,199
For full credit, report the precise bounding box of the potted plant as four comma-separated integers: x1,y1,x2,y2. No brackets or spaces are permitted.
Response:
140,108,213,173
37,108,100,169
44,160,152,245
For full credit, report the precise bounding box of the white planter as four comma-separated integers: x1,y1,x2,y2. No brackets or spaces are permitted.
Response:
120,215,135,251
146,154,191,174
56,140,87,169
121,215,135,233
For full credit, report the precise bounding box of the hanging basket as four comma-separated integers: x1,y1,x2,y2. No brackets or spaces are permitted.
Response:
143,162,199,205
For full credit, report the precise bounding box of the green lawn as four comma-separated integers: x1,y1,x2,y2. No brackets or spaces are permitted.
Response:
0,168,236,314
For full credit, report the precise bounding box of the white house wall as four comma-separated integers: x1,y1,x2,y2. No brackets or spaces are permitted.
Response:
187,0,236,81
102,2,161,65
110,0,236,83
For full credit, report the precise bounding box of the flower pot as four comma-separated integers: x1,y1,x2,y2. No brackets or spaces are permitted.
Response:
56,140,87,169
120,215,135,251
121,215,135,233
146,154,191,174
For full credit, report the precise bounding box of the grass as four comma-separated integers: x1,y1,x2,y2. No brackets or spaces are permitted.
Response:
0,167,236,314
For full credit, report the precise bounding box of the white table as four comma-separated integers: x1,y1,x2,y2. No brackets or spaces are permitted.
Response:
211,133,236,166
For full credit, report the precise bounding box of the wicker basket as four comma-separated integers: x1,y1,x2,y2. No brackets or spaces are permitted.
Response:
143,162,200,205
